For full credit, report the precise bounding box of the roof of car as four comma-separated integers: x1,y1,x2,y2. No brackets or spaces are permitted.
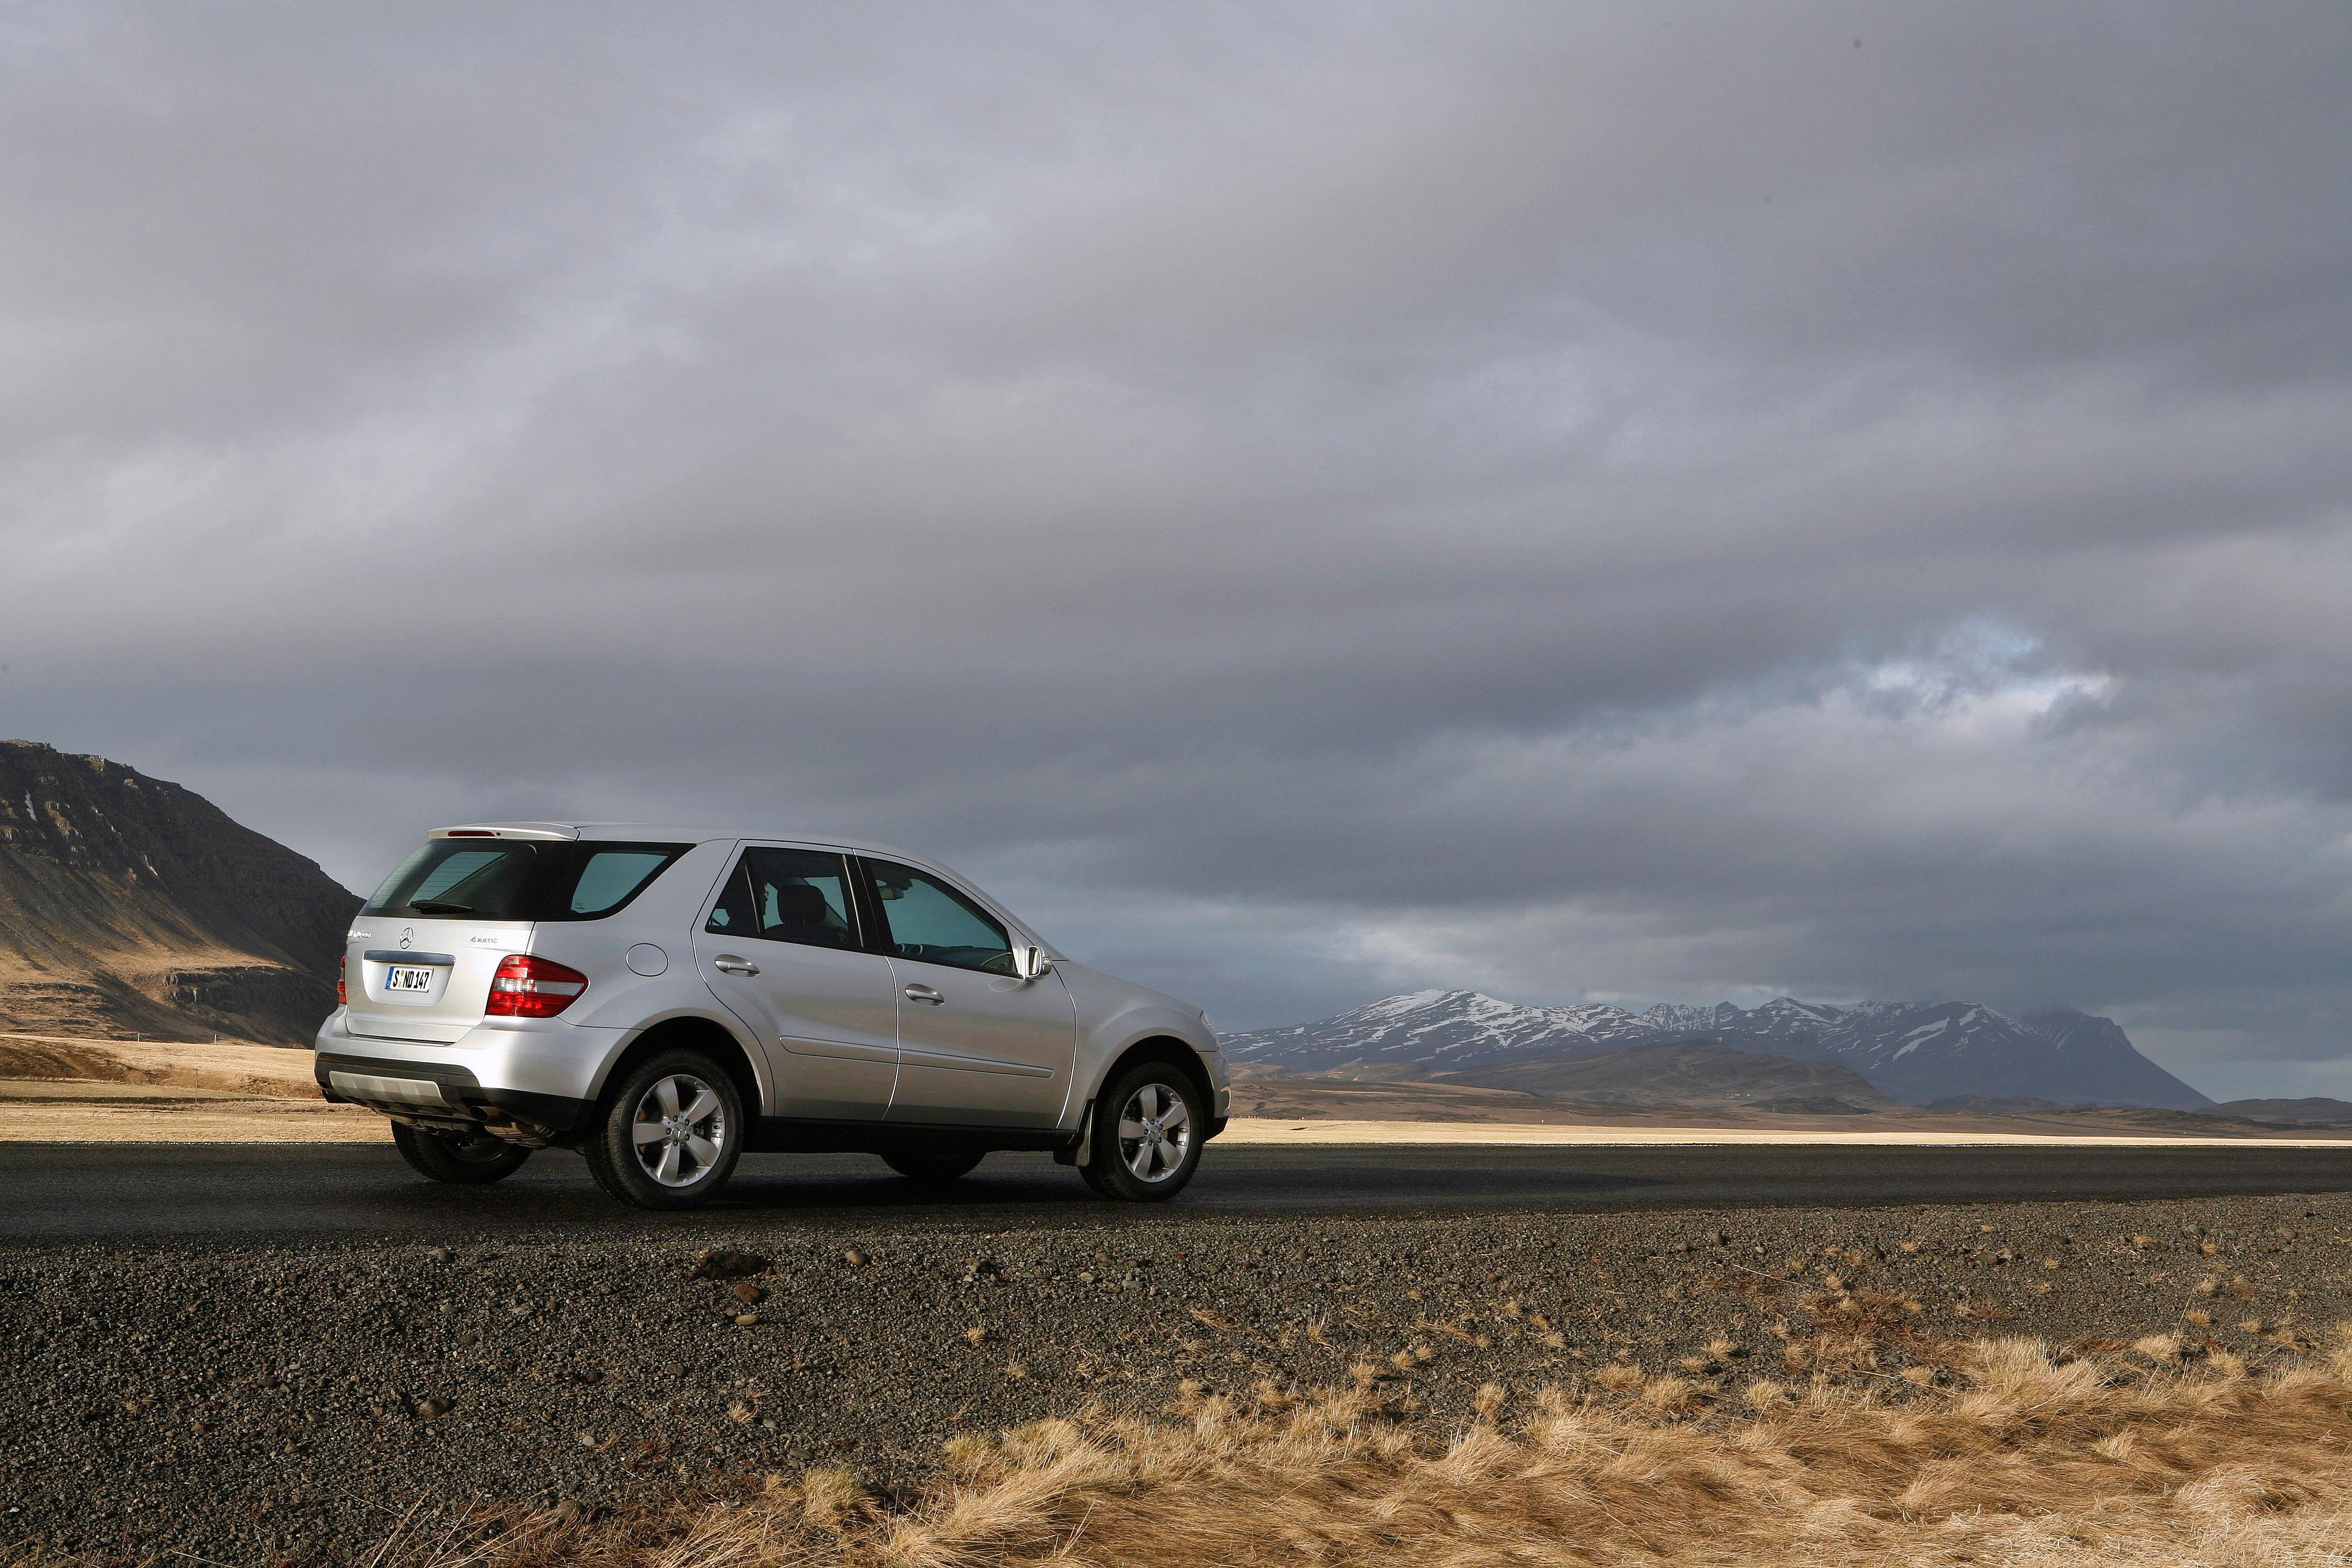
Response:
429,821,929,862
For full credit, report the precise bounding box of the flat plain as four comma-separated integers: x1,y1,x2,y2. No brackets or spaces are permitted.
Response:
12,1033,2352,1564
10,1033,2349,1149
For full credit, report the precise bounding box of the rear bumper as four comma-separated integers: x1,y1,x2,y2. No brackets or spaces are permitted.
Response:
316,1051,596,1135
313,1009,608,1136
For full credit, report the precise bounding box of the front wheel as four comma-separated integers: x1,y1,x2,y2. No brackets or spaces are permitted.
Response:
583,1051,745,1210
391,1122,532,1185
881,1149,984,1184
1082,1062,1206,1202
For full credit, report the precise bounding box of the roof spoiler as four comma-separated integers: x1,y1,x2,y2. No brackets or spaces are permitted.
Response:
427,823,581,841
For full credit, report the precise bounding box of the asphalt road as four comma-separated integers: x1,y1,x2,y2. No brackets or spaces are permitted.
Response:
4,1140,2349,1241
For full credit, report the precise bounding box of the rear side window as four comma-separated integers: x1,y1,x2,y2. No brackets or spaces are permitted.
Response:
363,841,687,921
568,850,676,916
707,847,862,951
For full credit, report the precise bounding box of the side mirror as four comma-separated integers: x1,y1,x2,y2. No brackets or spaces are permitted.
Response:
1012,945,1052,981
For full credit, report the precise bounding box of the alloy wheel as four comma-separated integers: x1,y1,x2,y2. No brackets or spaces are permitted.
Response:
629,1073,727,1187
1116,1081,1192,1182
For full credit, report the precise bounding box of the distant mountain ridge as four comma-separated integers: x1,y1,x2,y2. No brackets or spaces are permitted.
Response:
1451,1038,1900,1112
0,740,359,1044
2204,1097,2352,1126
1223,989,2212,1110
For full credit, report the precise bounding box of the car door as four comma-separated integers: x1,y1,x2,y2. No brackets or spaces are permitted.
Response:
857,856,1076,1128
693,844,898,1122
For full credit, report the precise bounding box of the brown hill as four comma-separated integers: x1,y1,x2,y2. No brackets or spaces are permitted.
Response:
2202,1097,2352,1126
1443,1037,1900,1112
0,740,359,1044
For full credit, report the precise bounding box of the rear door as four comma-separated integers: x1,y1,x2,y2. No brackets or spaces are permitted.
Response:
345,839,543,1044
857,856,1075,1129
692,844,899,1122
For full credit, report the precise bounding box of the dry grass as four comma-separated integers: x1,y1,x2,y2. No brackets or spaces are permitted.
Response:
0,1032,393,1140
308,1328,2352,1568
0,1095,387,1141
0,1033,319,1095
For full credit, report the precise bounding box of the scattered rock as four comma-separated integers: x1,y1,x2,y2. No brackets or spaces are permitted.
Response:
12,1188,2352,1565
692,1249,771,1280
733,1313,760,1327
425,1247,453,1264
730,1281,765,1304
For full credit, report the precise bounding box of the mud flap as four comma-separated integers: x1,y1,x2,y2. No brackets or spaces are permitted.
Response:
1054,1099,1094,1167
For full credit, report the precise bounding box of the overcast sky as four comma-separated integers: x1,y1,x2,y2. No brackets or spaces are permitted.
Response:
4,3,2349,1096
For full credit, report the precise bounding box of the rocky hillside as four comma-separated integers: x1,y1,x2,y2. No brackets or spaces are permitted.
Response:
0,740,359,1044
1225,989,2213,1110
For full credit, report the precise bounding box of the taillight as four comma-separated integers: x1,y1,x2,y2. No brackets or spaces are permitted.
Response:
486,954,588,1018
337,955,347,1007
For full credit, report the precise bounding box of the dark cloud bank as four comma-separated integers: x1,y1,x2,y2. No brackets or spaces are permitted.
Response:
3,3,2348,1095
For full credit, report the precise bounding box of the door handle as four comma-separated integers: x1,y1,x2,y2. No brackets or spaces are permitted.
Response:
711,955,760,976
904,984,944,1005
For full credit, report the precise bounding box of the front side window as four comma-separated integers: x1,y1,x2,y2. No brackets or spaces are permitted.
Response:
707,846,862,951
864,858,1013,974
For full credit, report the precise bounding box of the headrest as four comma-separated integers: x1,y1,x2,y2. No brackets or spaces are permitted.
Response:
769,882,831,927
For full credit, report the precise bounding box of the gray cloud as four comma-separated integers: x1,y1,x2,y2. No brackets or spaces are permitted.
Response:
4,2,2349,1095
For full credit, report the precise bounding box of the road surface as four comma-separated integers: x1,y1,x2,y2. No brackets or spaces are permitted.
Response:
3,1140,2347,1241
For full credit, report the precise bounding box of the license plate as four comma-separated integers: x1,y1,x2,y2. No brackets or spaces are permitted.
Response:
384,965,437,995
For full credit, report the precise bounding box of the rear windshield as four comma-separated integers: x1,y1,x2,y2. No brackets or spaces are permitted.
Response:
364,841,689,922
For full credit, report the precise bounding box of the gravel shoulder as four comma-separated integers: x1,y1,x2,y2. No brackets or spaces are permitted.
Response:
5,1188,2350,1564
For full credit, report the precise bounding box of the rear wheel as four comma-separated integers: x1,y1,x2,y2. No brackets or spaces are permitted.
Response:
1082,1061,1205,1202
880,1149,984,1184
391,1122,532,1185
583,1051,745,1210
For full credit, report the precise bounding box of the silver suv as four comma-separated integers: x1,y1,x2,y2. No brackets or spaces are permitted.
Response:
312,823,1229,1208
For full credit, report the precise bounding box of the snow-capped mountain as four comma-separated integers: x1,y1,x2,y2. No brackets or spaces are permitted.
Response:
1222,989,1657,1075
1221,990,2212,1110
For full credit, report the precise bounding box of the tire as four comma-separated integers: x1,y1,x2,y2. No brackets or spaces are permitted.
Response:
1082,1060,1206,1202
582,1050,745,1210
391,1122,533,1185
880,1148,984,1183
